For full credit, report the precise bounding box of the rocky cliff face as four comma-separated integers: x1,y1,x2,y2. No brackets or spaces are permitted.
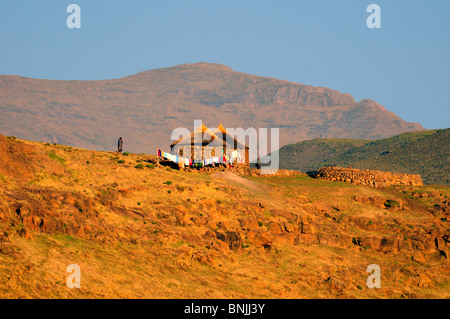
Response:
0,63,423,153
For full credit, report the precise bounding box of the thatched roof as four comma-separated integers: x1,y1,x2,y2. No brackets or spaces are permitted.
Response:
170,123,218,147
170,123,248,149
212,124,248,149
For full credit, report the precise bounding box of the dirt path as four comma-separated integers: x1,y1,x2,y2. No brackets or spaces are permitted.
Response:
211,171,265,191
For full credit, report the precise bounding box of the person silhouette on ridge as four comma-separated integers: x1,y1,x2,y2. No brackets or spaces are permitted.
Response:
118,137,123,153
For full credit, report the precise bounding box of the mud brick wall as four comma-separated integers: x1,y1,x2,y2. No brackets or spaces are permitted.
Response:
314,167,423,187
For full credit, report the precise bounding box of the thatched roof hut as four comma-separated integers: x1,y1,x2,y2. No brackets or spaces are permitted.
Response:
170,123,249,166
170,123,218,147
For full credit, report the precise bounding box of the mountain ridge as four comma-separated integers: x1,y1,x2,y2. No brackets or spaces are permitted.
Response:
0,62,423,153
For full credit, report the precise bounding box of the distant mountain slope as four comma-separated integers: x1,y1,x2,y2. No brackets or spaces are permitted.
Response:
278,129,450,185
0,63,423,153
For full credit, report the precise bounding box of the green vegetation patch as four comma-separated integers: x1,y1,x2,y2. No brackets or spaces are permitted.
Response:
277,129,450,186
47,151,66,165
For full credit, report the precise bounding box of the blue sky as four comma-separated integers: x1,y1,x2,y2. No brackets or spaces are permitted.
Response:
0,0,448,129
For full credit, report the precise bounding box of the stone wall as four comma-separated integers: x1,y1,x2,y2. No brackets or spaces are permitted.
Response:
171,144,246,162
314,167,423,187
184,164,302,177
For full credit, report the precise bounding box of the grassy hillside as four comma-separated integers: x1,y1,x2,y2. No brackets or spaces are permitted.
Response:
277,139,368,172
0,134,449,298
278,129,450,186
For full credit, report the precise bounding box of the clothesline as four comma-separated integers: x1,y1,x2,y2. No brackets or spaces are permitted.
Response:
157,149,243,167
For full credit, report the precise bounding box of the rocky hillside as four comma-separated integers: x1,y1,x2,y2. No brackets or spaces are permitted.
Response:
0,134,449,298
0,63,423,153
277,129,450,186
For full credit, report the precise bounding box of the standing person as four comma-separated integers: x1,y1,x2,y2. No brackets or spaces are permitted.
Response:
118,137,123,153
256,156,262,169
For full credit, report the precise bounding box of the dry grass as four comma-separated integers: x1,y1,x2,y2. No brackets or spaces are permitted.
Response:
0,138,448,299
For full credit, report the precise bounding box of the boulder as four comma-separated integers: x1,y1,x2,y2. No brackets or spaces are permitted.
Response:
379,236,399,254
17,227,34,239
273,233,295,245
416,273,432,288
267,221,283,235
238,217,259,231
296,234,317,246
300,221,314,235
324,276,346,292
283,221,297,233
357,236,382,250
247,229,274,249
215,230,242,251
